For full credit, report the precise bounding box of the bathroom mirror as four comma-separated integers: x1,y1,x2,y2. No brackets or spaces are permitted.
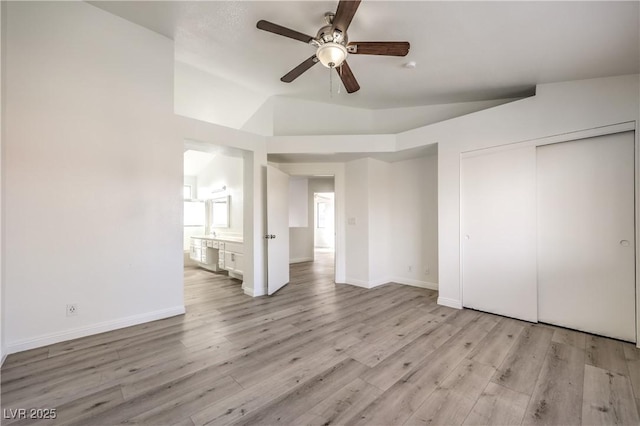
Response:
209,195,230,228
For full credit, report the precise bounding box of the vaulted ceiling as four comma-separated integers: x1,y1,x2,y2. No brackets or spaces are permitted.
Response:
91,1,639,110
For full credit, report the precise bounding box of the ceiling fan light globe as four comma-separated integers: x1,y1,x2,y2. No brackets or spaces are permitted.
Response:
317,42,347,68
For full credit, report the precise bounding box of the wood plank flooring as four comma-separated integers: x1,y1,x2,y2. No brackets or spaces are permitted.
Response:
2,251,640,425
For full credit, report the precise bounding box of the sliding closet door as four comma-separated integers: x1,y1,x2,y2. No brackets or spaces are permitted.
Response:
461,146,537,322
537,132,635,342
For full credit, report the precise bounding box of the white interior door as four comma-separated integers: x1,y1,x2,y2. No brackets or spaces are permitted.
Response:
267,165,290,295
461,146,538,322
537,132,635,342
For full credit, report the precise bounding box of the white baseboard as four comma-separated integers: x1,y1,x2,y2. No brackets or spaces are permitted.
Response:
368,277,391,289
391,277,438,291
5,306,185,355
344,278,372,289
290,257,313,264
1,353,6,367
437,297,463,309
243,284,266,297
344,277,390,289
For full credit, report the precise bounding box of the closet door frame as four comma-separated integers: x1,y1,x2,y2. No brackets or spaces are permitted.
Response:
459,121,639,347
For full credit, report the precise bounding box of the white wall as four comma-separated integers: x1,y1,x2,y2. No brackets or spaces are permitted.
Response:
241,97,274,136
289,177,311,264
285,156,438,291
4,2,183,352
268,134,397,156
345,159,371,285
344,158,395,288
0,0,5,364
289,177,335,263
367,159,391,286
175,61,268,131
397,74,640,309
288,177,308,228
255,95,519,136
390,155,438,289
369,99,520,135
197,154,243,237
272,96,373,136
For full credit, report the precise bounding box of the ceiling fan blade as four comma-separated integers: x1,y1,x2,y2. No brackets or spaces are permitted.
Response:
257,20,314,44
337,61,360,93
332,0,361,33
347,41,410,56
281,55,319,83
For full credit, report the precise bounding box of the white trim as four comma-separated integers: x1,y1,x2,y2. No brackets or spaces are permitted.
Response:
290,257,313,264
368,277,391,289
1,353,6,367
344,277,391,289
244,283,265,297
5,306,185,355
461,121,636,158
391,277,438,291
438,297,463,309
344,278,371,289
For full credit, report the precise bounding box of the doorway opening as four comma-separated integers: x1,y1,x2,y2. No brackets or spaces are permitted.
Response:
182,140,247,292
314,192,335,251
288,176,336,281
312,191,335,281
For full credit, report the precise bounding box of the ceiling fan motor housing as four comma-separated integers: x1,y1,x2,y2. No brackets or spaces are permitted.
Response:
315,24,349,68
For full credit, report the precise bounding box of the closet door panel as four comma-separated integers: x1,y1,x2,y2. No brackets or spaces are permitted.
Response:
462,146,538,322
537,132,635,342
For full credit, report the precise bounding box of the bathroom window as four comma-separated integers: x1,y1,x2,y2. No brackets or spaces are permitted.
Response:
183,185,192,199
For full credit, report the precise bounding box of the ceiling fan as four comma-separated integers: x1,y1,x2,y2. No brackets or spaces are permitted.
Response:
256,0,410,94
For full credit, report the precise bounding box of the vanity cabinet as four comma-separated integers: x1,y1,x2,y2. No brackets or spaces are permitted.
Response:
189,238,219,271
190,236,243,280
221,242,243,277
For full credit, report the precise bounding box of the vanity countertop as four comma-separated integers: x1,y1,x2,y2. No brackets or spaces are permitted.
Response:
194,235,243,243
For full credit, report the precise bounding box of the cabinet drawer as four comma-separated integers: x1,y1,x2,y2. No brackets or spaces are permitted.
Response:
206,240,214,248
210,241,219,249
201,240,208,248
225,242,243,254
218,242,225,250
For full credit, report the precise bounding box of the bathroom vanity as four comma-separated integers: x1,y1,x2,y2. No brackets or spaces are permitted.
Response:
190,235,243,281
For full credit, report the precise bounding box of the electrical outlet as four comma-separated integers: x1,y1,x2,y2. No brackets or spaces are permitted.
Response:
66,304,78,316
425,267,430,275
407,265,413,273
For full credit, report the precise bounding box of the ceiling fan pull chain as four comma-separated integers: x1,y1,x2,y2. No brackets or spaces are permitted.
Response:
338,66,342,94
329,67,333,98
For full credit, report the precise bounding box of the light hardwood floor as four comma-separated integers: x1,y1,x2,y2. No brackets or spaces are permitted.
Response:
2,252,640,425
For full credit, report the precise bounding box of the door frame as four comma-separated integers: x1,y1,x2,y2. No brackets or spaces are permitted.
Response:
276,163,346,284
459,121,640,346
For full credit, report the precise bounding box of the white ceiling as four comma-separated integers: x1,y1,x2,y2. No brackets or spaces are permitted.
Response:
91,1,639,109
